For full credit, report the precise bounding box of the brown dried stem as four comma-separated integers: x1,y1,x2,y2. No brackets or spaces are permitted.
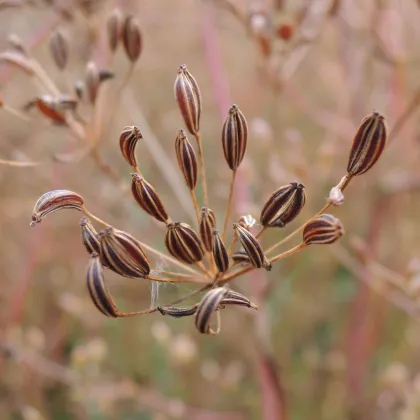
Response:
194,132,209,206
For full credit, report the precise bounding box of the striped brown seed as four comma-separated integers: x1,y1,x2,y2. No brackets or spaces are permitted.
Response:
195,287,229,335
158,305,198,318
106,8,123,53
122,15,142,62
175,129,198,190
131,174,169,223
80,217,100,255
99,227,150,277
31,190,84,226
232,250,251,264
212,229,229,273
222,104,248,170
238,215,256,230
233,223,271,271
165,222,204,264
119,125,142,168
85,61,100,104
49,30,68,71
86,252,119,317
347,112,388,176
219,290,258,310
303,214,344,245
174,65,201,135
260,182,306,228
199,206,216,252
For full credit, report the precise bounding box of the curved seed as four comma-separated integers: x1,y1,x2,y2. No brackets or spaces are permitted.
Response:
260,182,306,228
119,125,142,168
106,8,123,53
303,214,344,245
174,65,201,135
157,305,198,318
222,104,248,170
80,217,100,255
238,215,256,230
200,206,216,252
212,229,229,273
31,190,84,226
175,129,198,190
85,61,100,104
131,174,169,223
164,222,204,264
122,15,142,62
233,223,271,271
219,290,258,310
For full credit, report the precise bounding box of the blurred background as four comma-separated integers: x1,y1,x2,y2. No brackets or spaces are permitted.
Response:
1,0,420,419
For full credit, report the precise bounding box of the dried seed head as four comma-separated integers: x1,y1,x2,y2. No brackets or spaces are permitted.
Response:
99,227,150,278
174,65,201,135
164,222,204,264
158,305,198,318
31,190,84,226
219,290,258,310
106,9,123,53
222,104,248,170
49,30,68,70
232,250,251,264
347,112,388,176
199,206,216,252
233,223,271,271
131,173,169,223
238,215,256,230
260,182,306,228
175,129,198,190
119,125,142,168
195,287,229,335
86,252,119,317
80,217,100,255
212,229,229,273
328,186,344,206
122,15,142,62
85,61,100,104
303,214,344,246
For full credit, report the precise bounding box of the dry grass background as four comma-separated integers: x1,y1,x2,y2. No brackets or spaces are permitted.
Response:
1,0,420,419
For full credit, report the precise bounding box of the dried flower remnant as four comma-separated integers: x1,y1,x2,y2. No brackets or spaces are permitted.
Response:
80,217,100,255
212,229,229,273
303,214,344,246
122,15,142,62
200,206,216,252
222,104,248,171
119,125,142,168
99,227,150,278
347,112,388,176
174,65,201,135
260,182,306,228
49,30,68,70
175,129,198,190
165,222,204,264
238,215,256,231
328,186,344,206
106,9,123,53
31,190,84,226
233,223,271,271
131,174,169,223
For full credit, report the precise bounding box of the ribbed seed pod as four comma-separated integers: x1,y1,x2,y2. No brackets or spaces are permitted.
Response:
260,182,306,228
80,217,100,255
347,112,388,176
99,227,150,277
85,61,100,104
222,104,248,170
31,190,84,226
164,222,204,264
106,9,123,53
199,206,216,252
86,252,119,317
233,223,271,271
195,287,229,335
174,65,201,135
119,125,142,168
303,214,344,246
232,250,250,264
175,129,198,190
158,305,198,318
122,15,142,62
131,174,169,223
219,290,258,310
238,215,256,231
212,229,229,273
49,30,68,70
